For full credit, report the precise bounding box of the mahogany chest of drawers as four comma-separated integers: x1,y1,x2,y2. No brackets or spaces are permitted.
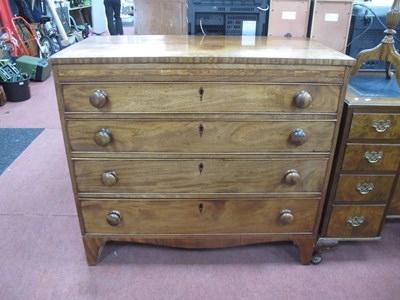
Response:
319,73,400,252
51,35,353,265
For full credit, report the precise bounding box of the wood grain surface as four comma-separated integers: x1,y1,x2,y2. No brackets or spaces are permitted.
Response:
62,83,340,113
81,199,319,234
73,158,327,194
326,205,386,238
334,174,395,203
66,119,336,153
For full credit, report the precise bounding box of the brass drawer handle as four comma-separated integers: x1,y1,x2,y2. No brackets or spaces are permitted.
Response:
279,209,294,225
94,128,112,147
107,210,121,226
356,183,374,195
364,151,383,164
293,90,312,108
89,90,109,108
289,128,307,145
102,171,118,186
284,169,300,185
346,216,365,227
371,120,391,133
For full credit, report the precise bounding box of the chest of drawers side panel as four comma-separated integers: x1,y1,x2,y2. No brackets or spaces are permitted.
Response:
52,65,87,235
388,179,400,217
320,102,354,237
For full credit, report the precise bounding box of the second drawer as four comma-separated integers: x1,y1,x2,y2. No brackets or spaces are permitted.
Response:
66,120,336,153
341,144,400,171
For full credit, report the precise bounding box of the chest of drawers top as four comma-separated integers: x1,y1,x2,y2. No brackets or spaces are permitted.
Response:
50,35,353,77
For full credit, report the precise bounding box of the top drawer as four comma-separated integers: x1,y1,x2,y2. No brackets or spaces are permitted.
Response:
61,83,340,113
349,113,400,140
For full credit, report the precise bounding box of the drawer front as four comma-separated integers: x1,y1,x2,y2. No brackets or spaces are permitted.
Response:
81,199,319,234
334,174,395,203
326,205,385,238
73,159,328,194
341,144,400,171
62,83,340,113
349,113,400,140
66,120,335,153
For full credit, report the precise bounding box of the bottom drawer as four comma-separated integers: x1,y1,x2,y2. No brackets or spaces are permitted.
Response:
81,199,319,234
326,205,386,238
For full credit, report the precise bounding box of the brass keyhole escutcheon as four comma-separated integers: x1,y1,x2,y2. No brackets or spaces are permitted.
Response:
198,203,204,213
199,124,205,137
198,162,204,174
199,87,204,101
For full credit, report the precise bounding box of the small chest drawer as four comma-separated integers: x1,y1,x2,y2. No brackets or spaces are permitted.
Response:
341,144,400,171
81,199,319,234
73,159,328,194
349,113,400,140
325,205,386,238
334,174,395,203
62,83,340,113
66,120,335,153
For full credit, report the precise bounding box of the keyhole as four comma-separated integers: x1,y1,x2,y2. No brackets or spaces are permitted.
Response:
199,124,204,137
199,87,204,101
198,203,204,213
198,162,204,174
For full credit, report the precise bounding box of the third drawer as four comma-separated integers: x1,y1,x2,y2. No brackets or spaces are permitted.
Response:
73,158,328,194
334,174,396,203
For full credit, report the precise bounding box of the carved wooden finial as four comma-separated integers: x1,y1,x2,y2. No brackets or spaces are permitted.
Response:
351,0,400,85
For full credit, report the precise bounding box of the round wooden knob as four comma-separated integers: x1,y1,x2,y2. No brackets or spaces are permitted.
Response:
284,169,300,185
89,90,109,108
107,210,121,226
294,90,312,108
102,171,118,186
279,209,294,225
290,128,307,145
94,128,112,147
